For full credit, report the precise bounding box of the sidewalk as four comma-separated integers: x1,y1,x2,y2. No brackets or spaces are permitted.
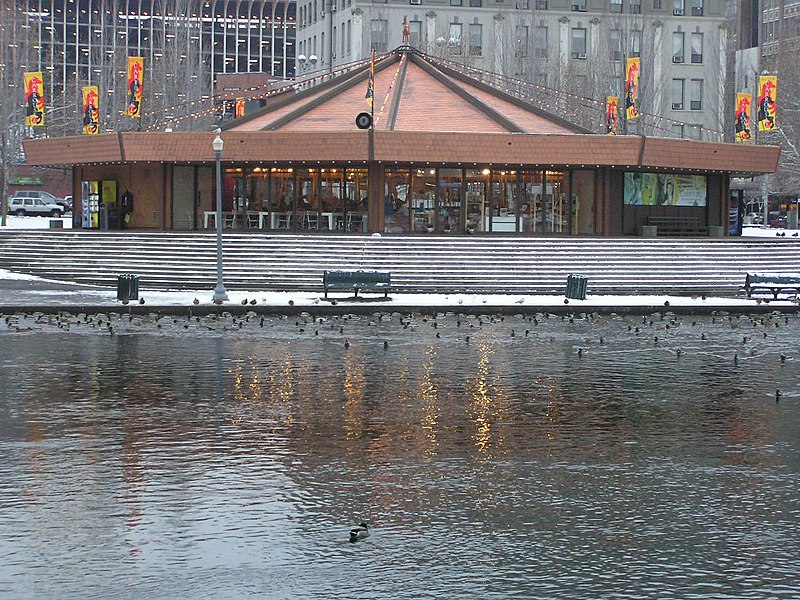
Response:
1,270,796,315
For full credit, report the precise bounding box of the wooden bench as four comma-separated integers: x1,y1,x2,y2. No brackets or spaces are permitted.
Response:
323,270,391,298
743,273,800,299
647,216,706,236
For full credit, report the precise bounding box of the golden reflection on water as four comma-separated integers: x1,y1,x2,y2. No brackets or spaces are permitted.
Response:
419,344,440,454
342,348,366,441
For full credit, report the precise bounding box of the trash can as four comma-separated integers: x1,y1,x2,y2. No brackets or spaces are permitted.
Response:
116,274,139,302
565,274,588,300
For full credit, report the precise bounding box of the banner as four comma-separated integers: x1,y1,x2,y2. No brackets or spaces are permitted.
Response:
82,86,100,134
235,98,245,118
127,57,144,118
24,71,45,126
757,75,777,131
605,96,619,135
624,172,707,207
734,93,752,143
365,50,375,110
624,58,640,120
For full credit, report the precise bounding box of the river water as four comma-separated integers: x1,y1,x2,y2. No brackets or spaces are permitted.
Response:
1,309,799,599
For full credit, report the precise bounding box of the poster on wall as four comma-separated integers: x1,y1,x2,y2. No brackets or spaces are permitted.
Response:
624,172,707,206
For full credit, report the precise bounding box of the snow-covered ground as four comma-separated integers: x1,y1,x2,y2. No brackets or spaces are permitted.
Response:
1,216,798,239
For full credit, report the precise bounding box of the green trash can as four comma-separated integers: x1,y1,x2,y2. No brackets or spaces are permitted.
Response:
116,274,140,302
565,274,588,300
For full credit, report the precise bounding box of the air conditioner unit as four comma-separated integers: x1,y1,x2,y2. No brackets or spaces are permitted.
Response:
672,56,684,63
576,52,587,59
320,10,325,17
410,0,422,4
673,8,684,15
672,102,683,110
571,4,584,10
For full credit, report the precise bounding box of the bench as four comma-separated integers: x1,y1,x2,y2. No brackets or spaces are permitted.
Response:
646,216,706,236
323,270,391,298
743,273,800,299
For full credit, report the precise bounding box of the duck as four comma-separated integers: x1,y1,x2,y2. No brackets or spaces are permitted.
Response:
349,522,370,543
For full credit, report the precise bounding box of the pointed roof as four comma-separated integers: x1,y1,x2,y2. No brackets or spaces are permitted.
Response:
224,47,586,135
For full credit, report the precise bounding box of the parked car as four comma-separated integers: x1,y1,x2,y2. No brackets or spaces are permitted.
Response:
6,191,65,217
61,195,73,213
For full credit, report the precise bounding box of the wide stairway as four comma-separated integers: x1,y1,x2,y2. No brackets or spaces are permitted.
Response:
1,231,799,297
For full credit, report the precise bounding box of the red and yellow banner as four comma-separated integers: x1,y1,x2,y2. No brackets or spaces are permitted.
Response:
605,96,619,135
734,93,752,143
24,71,45,126
127,57,144,118
757,75,777,131
82,86,100,135
625,58,640,120
235,98,245,118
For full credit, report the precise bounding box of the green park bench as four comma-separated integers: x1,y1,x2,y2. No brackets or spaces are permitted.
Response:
323,270,391,299
743,273,800,299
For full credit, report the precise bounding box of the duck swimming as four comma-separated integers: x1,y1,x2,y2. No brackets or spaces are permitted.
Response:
349,523,369,543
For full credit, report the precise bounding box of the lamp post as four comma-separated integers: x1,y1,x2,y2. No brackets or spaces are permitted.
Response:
212,132,229,303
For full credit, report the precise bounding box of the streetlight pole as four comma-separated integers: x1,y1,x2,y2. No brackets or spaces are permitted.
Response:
212,132,229,303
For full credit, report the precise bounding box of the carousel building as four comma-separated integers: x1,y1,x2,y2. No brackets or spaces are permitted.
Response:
23,46,780,237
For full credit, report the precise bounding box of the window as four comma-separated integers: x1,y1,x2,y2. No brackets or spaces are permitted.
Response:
671,78,685,110
470,0,483,6
571,0,587,11
408,20,422,47
690,32,703,62
610,29,622,60
691,0,703,15
450,0,463,5
515,25,529,57
516,0,529,7
370,19,388,53
571,27,587,58
535,72,548,85
469,23,483,55
629,0,641,12
448,22,463,54
611,0,623,12
534,26,548,58
535,0,548,8
671,123,684,138
690,78,702,110
672,0,685,14
672,31,685,63
653,0,662,7
629,29,641,57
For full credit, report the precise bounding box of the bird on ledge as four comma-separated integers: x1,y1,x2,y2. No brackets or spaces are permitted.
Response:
349,523,369,543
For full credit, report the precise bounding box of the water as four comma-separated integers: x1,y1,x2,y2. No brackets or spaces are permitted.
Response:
1,310,799,599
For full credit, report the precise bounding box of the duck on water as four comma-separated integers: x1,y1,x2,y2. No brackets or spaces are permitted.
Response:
350,523,369,543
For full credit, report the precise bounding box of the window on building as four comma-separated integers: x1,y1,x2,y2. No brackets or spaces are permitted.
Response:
690,32,703,62
671,78,685,110
629,29,641,57
572,0,587,11
611,0,623,12
610,29,622,60
671,123,684,138
690,78,702,110
470,0,483,6
653,0,662,7
408,20,422,47
515,25,529,57
371,19,388,53
534,26,548,58
535,0,548,8
449,22,463,54
673,0,685,14
691,0,703,15
672,31,685,62
450,0,463,5
516,0,529,7
469,23,483,55
629,0,641,12
571,27,587,58
535,72,548,86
